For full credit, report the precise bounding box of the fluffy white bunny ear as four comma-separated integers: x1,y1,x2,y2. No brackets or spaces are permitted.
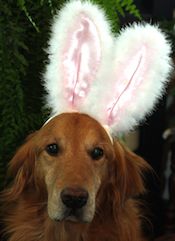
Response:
44,0,113,115
83,23,172,134
44,0,172,135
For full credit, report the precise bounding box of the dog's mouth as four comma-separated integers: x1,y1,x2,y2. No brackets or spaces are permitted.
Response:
54,208,90,223
63,208,86,222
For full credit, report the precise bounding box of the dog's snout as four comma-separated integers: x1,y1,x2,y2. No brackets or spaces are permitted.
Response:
61,187,88,209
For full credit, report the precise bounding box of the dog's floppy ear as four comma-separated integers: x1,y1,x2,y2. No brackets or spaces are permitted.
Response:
109,141,149,203
5,133,37,200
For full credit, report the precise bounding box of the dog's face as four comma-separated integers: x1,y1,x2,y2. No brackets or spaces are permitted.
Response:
8,112,146,225
34,113,113,223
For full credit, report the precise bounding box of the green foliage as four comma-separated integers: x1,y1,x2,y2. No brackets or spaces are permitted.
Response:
0,1,25,188
17,0,40,32
16,0,141,33
0,0,141,190
90,0,141,31
0,0,49,189
116,0,141,18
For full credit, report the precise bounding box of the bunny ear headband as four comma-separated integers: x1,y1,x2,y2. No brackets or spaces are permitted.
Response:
44,0,172,137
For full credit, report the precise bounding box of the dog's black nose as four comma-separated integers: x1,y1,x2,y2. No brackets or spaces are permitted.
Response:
61,187,88,209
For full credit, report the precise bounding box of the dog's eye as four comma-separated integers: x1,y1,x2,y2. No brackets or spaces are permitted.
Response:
46,143,59,155
90,147,104,160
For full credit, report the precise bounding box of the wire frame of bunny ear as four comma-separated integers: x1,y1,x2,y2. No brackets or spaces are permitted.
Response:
44,0,172,134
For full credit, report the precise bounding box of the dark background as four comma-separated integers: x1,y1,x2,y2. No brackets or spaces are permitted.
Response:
132,0,175,239
120,0,175,238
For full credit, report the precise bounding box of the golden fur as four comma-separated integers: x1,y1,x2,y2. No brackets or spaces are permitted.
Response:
1,113,149,241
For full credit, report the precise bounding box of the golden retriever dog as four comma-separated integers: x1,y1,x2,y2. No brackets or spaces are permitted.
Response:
0,113,149,241
0,0,172,239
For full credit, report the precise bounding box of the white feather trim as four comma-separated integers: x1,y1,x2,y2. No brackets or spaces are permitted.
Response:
44,0,113,116
82,23,172,134
43,0,172,135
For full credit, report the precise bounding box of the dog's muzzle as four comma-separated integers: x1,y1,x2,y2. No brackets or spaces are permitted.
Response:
58,186,89,222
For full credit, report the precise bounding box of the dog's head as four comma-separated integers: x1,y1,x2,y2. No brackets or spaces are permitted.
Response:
7,113,147,223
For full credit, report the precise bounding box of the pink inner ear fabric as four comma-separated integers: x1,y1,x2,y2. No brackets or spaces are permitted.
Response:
107,46,147,125
62,13,101,109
